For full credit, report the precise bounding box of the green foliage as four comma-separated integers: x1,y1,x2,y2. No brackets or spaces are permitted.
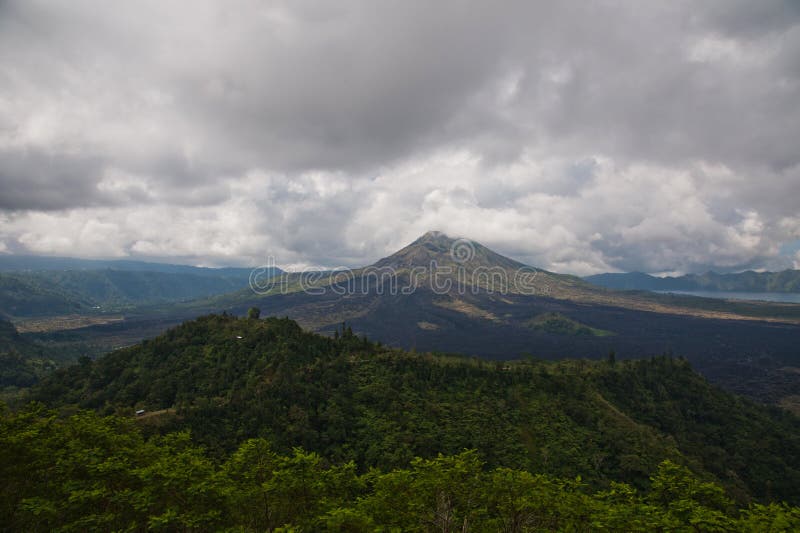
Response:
0,274,87,317
648,460,735,530
0,319,58,392
360,451,486,530
247,306,261,319
0,349,53,389
2,405,799,531
596,356,800,503
29,314,800,506
526,312,615,337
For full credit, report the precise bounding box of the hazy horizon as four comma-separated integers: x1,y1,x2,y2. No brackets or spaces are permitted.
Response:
1,230,798,279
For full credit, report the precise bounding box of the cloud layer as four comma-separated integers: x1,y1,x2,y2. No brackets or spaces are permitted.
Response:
1,0,799,274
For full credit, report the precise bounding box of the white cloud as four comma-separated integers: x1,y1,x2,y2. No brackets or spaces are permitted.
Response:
1,147,797,274
0,1,798,274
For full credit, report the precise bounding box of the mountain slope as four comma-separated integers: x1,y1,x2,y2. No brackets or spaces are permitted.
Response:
0,274,89,318
586,272,680,291
587,269,800,293
0,255,257,276
0,267,279,318
31,313,800,504
193,231,800,324
14,232,800,405
0,319,56,390
130,231,799,404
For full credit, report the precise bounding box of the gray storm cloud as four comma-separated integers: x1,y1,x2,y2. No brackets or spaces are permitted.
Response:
0,0,798,274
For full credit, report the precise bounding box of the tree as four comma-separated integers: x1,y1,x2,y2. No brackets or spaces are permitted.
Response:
247,307,261,320
222,438,280,530
648,460,734,529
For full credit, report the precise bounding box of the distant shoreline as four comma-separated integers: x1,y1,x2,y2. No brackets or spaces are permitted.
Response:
653,290,800,304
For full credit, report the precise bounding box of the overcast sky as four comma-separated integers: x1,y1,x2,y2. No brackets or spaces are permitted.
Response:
1,0,799,274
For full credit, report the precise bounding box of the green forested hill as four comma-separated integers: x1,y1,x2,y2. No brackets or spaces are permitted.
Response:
0,319,58,391
31,314,800,508
6,405,800,532
0,268,271,317
0,274,89,318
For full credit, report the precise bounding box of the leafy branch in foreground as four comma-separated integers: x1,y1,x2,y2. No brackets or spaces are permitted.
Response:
2,404,799,532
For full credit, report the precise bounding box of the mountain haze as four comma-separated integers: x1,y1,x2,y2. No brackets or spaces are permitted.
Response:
0,266,280,318
0,255,259,276
587,270,800,293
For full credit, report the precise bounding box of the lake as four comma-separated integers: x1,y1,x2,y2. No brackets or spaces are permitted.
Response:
655,290,800,304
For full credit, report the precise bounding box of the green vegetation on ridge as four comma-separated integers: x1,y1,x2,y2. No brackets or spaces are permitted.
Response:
526,312,615,336
30,314,800,507
0,319,57,394
3,403,799,531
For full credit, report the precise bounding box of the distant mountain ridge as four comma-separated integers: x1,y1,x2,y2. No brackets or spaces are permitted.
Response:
6,232,800,406
0,254,260,276
0,257,281,318
200,231,800,325
169,231,800,404
586,270,800,293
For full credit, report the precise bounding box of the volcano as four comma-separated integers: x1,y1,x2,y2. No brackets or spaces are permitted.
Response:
175,230,794,361
78,231,800,401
